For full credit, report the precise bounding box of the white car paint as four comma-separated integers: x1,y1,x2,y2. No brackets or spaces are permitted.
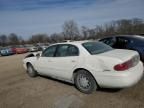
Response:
23,41,144,88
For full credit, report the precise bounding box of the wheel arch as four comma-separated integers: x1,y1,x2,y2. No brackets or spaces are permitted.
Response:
26,62,32,67
72,68,99,86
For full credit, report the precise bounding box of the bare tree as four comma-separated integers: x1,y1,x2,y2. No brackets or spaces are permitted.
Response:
0,34,8,46
8,33,20,45
0,18,144,46
81,26,90,40
62,20,80,40
131,18,144,34
19,36,26,45
29,34,49,44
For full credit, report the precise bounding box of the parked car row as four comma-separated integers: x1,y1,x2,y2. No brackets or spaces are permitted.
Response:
0,45,48,56
0,47,15,56
23,35,144,94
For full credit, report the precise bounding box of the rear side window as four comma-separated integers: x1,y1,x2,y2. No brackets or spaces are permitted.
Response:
56,45,69,57
55,44,79,57
42,45,57,57
67,45,79,56
82,42,113,55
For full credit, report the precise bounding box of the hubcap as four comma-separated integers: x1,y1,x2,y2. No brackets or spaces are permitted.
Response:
78,74,91,89
28,66,33,74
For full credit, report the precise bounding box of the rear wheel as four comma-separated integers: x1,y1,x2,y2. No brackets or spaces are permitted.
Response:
27,63,37,77
74,70,98,94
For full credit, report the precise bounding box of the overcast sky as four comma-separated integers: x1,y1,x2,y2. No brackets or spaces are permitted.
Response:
0,0,144,38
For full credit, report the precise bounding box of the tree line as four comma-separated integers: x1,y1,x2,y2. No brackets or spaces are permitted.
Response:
0,18,144,47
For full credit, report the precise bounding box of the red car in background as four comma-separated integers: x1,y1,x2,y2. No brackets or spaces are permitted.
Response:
15,47,28,54
6,46,28,54
7,46,17,54
11,47,17,54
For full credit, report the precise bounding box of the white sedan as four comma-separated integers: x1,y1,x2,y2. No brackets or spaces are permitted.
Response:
23,41,144,94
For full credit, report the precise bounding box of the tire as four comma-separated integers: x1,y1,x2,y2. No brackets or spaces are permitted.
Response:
74,70,98,94
27,63,37,77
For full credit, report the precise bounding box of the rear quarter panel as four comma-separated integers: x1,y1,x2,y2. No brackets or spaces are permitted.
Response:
73,55,121,82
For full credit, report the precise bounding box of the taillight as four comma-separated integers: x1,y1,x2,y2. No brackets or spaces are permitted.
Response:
114,55,139,71
114,60,131,71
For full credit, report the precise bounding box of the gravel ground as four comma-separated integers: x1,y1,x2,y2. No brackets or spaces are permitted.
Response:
0,54,144,108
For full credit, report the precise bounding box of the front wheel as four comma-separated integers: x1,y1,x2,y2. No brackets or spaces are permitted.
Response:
74,70,98,94
27,63,37,77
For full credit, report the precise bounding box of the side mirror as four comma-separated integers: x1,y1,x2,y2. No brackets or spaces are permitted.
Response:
36,53,40,59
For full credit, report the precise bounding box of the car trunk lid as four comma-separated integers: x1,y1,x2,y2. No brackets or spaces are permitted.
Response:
97,49,140,71
99,49,139,62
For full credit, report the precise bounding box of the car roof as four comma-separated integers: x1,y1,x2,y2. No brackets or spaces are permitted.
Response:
100,35,144,40
49,40,96,46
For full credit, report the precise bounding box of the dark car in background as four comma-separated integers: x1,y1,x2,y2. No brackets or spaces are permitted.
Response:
99,35,144,62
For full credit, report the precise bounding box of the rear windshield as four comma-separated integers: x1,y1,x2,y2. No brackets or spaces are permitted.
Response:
82,42,113,55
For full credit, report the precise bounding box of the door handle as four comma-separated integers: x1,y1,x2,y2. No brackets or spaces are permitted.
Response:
71,60,76,62
48,60,52,62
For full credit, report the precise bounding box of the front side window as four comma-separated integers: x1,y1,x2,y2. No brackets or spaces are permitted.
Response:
115,37,130,48
117,37,129,45
100,37,116,47
82,42,113,55
67,45,79,56
42,45,57,57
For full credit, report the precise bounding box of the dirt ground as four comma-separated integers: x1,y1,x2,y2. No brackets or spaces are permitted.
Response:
0,54,144,108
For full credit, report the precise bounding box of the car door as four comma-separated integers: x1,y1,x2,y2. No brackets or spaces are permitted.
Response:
114,37,130,49
34,45,57,76
50,44,79,80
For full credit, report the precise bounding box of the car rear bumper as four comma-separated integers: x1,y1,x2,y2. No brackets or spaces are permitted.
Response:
96,61,144,88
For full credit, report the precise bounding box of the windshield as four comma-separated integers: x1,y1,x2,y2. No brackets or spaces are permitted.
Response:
82,42,113,55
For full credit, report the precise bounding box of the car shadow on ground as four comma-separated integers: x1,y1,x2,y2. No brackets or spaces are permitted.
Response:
98,88,122,93
39,75,74,86
38,75,122,93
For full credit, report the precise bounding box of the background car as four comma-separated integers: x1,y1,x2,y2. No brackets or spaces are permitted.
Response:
36,45,48,51
15,46,28,54
23,41,143,94
39,45,48,51
99,35,144,62
28,46,38,52
0,47,15,56
7,46,17,54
